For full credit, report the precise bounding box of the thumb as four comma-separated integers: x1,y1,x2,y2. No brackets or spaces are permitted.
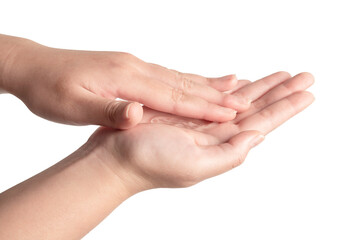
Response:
102,100,143,129
77,91,143,129
199,130,265,179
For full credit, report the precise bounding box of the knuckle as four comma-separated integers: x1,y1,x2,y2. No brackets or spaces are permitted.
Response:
109,53,140,80
112,52,138,70
180,76,194,90
205,77,212,85
174,72,194,91
117,52,136,61
104,101,120,124
283,79,297,93
223,93,236,104
252,99,265,110
151,63,168,70
171,87,185,104
173,70,181,81
234,90,246,100
113,53,132,66
259,108,274,119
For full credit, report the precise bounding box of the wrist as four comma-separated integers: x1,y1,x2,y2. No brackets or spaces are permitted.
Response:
85,129,149,199
0,131,140,239
0,35,32,94
88,128,154,196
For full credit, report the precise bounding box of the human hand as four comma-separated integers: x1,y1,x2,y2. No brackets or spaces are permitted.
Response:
90,72,314,191
0,71,314,240
1,35,255,128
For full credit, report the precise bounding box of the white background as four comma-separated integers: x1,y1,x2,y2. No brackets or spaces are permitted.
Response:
1,0,360,239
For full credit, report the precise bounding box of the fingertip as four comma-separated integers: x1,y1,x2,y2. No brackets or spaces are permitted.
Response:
292,91,315,104
301,91,315,103
223,74,238,84
126,102,143,121
116,102,143,129
250,133,265,148
223,94,252,112
204,106,236,122
275,71,292,79
209,74,238,91
224,74,238,87
296,72,315,86
119,102,143,129
219,107,238,122
225,80,252,94
298,71,314,79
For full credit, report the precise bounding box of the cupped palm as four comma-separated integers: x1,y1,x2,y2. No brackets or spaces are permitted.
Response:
96,72,314,189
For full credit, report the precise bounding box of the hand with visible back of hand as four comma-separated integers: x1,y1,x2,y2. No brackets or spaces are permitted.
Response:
1,34,252,129
0,71,314,240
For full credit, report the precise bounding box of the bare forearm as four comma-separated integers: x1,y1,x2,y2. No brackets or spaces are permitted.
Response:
0,140,135,239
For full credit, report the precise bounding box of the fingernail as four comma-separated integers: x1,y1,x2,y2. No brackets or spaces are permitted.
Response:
250,134,265,148
228,74,237,81
241,96,253,106
227,74,238,85
228,96,250,110
125,103,132,119
222,107,237,117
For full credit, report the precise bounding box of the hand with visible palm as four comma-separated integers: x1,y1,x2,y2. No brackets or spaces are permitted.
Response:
92,72,314,192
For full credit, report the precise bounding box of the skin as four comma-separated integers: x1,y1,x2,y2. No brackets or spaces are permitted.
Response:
0,71,314,239
0,34,253,129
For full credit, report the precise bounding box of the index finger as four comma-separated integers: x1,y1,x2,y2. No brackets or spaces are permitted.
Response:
131,78,238,122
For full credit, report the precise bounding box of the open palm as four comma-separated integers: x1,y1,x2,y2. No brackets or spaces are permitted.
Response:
97,72,314,190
